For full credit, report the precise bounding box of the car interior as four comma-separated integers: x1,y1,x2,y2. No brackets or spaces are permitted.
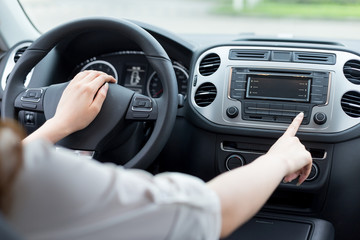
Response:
1,0,360,239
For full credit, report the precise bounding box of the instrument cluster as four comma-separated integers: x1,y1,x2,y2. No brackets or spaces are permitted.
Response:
73,51,189,98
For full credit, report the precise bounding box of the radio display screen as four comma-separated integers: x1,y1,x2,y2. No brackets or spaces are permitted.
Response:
246,75,311,102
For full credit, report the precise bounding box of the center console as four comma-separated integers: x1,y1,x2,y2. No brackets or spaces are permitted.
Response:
190,46,360,133
223,213,334,240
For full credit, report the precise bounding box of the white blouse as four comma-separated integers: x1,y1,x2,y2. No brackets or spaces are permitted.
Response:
9,140,221,240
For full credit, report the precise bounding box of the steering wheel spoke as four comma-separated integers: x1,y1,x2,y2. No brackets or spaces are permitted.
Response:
126,94,158,121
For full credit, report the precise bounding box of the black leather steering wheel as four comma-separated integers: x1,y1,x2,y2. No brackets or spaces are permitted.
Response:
1,18,178,169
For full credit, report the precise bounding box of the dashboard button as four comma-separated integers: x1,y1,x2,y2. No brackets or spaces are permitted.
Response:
256,103,270,115
270,104,283,116
244,103,257,114
314,112,327,125
231,73,246,81
296,106,309,117
230,89,245,99
226,106,239,118
312,86,324,94
311,94,325,104
231,81,246,89
226,154,245,171
283,111,297,117
306,163,319,181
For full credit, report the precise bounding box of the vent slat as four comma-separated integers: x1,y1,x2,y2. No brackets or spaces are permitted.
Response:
341,91,360,118
195,83,217,107
14,46,28,63
344,60,360,85
294,52,336,65
229,49,270,61
199,53,221,76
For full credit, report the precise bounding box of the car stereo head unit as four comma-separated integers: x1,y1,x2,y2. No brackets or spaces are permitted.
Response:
229,68,330,124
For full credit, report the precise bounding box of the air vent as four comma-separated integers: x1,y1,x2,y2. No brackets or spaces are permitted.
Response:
343,60,360,85
195,82,217,107
229,49,271,61
13,46,28,63
341,91,360,117
294,52,336,65
199,53,221,76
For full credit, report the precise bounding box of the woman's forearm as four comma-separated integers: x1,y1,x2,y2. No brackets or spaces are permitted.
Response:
22,118,71,144
207,154,287,238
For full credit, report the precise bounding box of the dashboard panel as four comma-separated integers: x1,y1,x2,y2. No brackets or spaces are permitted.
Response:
2,18,360,240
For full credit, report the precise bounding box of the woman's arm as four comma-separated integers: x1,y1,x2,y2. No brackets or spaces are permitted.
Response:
23,71,116,144
207,112,312,238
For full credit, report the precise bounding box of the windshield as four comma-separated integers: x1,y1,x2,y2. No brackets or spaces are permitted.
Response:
19,0,360,40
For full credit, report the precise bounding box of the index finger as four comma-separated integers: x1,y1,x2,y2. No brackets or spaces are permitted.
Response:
283,112,304,137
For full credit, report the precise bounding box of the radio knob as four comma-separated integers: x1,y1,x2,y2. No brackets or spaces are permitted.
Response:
314,112,327,125
226,106,239,118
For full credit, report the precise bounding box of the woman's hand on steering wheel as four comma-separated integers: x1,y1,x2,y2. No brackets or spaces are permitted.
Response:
23,71,116,144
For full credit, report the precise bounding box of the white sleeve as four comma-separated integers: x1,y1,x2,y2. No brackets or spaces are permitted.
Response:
10,140,221,240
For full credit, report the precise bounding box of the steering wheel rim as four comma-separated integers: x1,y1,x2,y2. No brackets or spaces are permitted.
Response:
1,18,178,169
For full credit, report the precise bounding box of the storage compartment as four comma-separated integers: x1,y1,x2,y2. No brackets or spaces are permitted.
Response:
222,214,334,240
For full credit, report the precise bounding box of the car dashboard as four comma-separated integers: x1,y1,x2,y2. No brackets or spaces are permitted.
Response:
1,21,360,240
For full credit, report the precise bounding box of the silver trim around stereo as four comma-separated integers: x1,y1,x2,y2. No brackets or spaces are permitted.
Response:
191,46,360,134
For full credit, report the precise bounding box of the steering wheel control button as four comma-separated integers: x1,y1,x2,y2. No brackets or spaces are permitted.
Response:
21,103,37,109
314,112,327,125
126,94,158,120
21,89,43,103
225,154,245,171
15,88,45,111
226,106,239,118
24,112,35,125
133,97,152,110
306,163,319,181
133,113,150,119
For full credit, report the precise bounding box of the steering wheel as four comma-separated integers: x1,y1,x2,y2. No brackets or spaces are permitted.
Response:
1,18,178,169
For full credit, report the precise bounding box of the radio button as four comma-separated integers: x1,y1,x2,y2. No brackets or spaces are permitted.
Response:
313,77,328,86
269,104,283,116
244,102,257,114
311,94,326,104
270,110,283,116
270,103,283,109
231,81,246,89
232,73,246,80
296,106,310,117
230,89,245,99
257,109,269,115
283,104,296,110
257,103,270,109
283,111,297,117
314,72,327,77
256,103,269,115
312,86,324,94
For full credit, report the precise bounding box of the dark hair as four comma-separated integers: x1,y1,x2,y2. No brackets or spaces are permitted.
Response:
0,120,26,216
